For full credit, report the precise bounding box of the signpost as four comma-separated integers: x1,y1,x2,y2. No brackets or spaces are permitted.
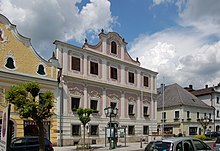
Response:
0,105,11,151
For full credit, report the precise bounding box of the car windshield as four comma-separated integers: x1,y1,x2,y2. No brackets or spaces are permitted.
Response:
146,141,172,151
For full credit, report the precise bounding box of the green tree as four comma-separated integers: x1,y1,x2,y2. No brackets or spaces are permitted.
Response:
76,108,93,148
6,81,54,151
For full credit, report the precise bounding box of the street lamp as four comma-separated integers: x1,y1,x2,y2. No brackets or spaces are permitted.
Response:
104,106,118,149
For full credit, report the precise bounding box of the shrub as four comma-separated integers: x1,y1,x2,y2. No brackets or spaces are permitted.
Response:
194,134,208,140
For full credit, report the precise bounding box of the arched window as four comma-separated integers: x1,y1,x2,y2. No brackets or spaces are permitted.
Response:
5,57,15,69
37,64,46,75
111,41,117,54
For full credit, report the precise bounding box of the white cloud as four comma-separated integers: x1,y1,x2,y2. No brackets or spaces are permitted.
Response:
130,0,220,88
0,0,115,59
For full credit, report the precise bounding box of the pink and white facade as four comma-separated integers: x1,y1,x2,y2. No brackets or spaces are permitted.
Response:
54,31,158,146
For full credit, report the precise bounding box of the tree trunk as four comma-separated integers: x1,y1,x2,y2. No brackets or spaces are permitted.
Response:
37,120,45,151
83,125,86,147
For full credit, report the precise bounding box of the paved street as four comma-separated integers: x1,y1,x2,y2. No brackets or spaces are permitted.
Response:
54,142,145,151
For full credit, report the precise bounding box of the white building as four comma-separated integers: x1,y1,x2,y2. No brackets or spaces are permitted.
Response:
54,31,158,146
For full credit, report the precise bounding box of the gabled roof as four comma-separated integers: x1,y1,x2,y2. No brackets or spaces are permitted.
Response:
157,83,212,109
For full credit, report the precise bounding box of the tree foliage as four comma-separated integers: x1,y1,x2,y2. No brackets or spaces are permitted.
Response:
76,108,93,147
6,81,54,151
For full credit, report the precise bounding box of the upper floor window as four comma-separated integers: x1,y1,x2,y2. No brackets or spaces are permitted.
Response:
217,110,220,117
187,111,190,118
90,99,98,111
128,72,134,83
162,112,166,120
204,113,206,117
71,97,80,112
197,112,200,119
143,76,149,87
128,104,134,115
110,102,117,109
111,41,117,54
5,57,15,69
110,67,117,80
143,106,148,116
37,64,46,75
174,111,179,119
90,61,98,75
217,97,219,104
209,113,211,119
71,56,80,71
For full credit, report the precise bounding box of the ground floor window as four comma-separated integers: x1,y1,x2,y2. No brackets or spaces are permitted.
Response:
24,120,50,139
72,124,81,136
164,127,173,134
90,125,99,136
189,127,197,135
143,126,149,135
128,126,135,135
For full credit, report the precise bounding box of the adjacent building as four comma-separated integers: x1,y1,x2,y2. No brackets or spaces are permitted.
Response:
186,84,220,132
54,31,158,145
0,14,59,145
157,83,214,136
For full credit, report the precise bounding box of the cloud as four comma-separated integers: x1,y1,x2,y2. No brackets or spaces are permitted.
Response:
130,0,220,88
0,0,115,59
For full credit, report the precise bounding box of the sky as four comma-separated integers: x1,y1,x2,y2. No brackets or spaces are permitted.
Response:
1,0,220,89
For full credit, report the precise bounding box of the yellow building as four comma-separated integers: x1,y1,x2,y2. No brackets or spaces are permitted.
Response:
0,14,59,145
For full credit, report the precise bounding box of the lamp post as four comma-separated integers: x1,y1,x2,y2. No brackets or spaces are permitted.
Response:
104,107,118,150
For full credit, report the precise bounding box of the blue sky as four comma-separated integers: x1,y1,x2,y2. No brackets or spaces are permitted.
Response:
1,0,220,89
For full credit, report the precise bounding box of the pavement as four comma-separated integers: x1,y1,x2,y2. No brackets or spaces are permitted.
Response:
54,142,145,151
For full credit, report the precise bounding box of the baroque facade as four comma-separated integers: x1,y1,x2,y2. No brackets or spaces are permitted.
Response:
0,14,59,145
54,31,158,145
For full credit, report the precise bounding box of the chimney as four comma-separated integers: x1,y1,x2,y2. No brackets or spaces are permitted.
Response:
189,85,193,89
205,85,208,88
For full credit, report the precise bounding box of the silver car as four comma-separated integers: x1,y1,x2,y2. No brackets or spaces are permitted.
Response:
145,137,213,151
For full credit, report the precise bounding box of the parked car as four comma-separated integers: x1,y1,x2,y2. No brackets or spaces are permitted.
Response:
213,136,220,151
205,132,220,138
9,136,54,151
145,137,213,151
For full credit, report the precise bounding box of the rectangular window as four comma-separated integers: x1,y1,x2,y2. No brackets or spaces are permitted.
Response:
189,127,197,135
143,126,149,135
90,61,98,75
217,110,220,117
128,104,134,115
110,67,117,80
90,125,99,136
128,72,134,83
110,102,117,109
197,112,200,119
143,106,148,116
143,76,149,87
204,113,206,117
128,126,135,135
72,125,81,136
90,100,98,111
174,111,179,119
162,112,166,120
72,56,80,71
209,113,211,119
187,111,190,118
71,97,80,112
217,97,219,104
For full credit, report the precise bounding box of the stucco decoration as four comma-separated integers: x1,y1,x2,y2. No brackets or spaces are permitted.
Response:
128,97,136,104
69,87,84,96
108,94,119,101
89,90,101,98
0,28,8,49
